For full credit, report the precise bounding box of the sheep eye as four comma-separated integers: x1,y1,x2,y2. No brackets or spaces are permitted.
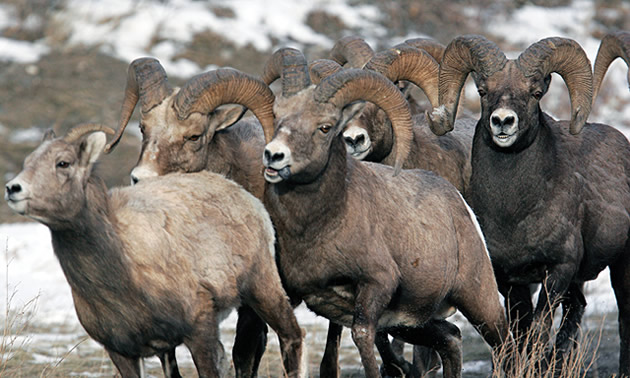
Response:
188,134,201,141
139,124,146,135
319,124,332,134
532,90,543,100
57,161,70,168
478,88,487,97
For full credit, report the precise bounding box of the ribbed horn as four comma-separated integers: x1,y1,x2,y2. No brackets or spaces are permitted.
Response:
365,45,439,108
104,58,172,154
314,69,413,175
517,37,593,135
173,68,276,144
329,36,375,68
403,38,446,63
428,34,507,135
592,31,630,104
309,59,344,85
261,48,311,97
64,123,115,144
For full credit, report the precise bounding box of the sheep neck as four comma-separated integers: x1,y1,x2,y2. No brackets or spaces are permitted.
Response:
50,177,138,306
207,122,265,200
265,137,348,243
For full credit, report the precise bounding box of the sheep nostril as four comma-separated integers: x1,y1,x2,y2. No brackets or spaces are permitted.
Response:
355,134,365,145
271,152,285,163
6,183,22,195
504,116,515,126
491,116,501,125
130,175,139,185
344,136,356,147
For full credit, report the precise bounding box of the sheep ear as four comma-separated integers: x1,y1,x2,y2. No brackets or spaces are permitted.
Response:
209,104,247,132
42,128,56,142
339,101,366,128
78,132,107,167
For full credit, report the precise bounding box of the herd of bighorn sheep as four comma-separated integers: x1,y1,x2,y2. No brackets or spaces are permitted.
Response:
5,26,630,378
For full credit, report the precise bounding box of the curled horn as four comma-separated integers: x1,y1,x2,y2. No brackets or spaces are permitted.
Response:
403,38,446,63
64,123,115,144
329,36,375,68
314,69,413,175
592,31,630,104
428,34,507,135
104,58,172,154
173,68,276,144
261,48,311,97
517,37,593,135
309,59,344,85
364,44,439,108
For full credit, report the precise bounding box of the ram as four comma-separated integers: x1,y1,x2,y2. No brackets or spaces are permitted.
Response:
105,59,271,377
427,34,630,376
257,48,511,378
325,40,475,195
4,124,305,378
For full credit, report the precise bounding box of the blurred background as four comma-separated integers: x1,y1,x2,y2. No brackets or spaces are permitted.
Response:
0,0,628,376
1,0,630,222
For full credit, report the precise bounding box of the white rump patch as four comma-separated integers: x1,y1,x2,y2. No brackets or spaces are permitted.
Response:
457,192,491,261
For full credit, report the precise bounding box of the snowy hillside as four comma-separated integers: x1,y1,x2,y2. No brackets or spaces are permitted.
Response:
0,0,629,376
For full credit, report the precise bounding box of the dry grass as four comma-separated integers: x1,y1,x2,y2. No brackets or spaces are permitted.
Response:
491,293,604,378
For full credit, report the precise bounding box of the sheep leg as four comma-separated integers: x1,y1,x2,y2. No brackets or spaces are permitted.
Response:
158,348,182,378
389,319,462,378
375,331,414,377
382,338,440,378
185,310,226,378
532,269,574,346
106,348,141,377
351,282,396,378
451,268,512,376
555,282,586,355
412,345,440,378
246,280,305,377
499,283,534,346
610,257,630,376
233,305,268,378
319,321,343,378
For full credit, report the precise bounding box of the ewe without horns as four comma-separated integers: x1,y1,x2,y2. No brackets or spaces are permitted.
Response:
4,124,306,378
105,58,278,377
430,34,630,376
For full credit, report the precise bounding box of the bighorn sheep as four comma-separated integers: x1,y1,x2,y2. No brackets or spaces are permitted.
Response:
105,59,271,377
324,41,476,195
257,48,510,378
427,34,630,376
4,124,305,378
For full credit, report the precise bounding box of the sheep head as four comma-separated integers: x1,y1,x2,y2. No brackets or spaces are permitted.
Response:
261,48,413,184
5,124,113,226
106,58,266,184
428,35,593,149
339,44,440,160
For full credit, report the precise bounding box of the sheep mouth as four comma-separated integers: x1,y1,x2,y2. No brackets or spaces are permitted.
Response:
349,145,372,160
5,196,28,215
492,132,517,147
264,166,291,183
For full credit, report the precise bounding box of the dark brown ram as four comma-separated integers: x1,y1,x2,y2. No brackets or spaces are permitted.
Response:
428,34,630,376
